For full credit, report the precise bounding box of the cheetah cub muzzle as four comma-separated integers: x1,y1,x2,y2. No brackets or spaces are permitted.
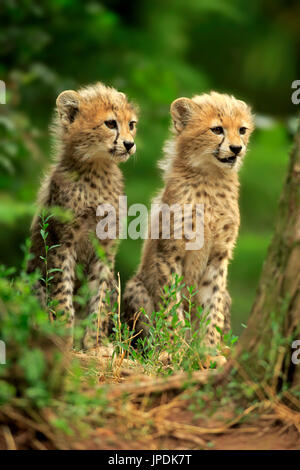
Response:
124,91,254,362
27,82,138,349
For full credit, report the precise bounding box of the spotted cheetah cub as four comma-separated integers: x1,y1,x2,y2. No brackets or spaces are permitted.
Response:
124,92,254,355
27,82,138,349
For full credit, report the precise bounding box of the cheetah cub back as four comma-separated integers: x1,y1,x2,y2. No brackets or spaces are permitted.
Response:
124,92,254,357
27,82,138,349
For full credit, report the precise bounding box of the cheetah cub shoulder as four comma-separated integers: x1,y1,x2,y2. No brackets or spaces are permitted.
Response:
124,92,254,353
28,82,138,349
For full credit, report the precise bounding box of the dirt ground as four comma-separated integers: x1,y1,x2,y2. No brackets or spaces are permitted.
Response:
84,425,300,450
1,416,299,450
1,349,300,450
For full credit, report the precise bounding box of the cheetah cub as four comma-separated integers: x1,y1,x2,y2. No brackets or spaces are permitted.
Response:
27,82,138,349
124,92,254,356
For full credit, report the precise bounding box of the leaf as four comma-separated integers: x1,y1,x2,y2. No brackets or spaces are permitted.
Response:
48,244,61,251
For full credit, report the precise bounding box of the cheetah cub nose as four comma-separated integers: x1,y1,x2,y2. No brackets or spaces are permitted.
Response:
229,145,242,155
124,141,134,152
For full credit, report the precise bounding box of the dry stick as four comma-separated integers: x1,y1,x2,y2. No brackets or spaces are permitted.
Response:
115,351,126,377
238,364,300,435
222,350,298,428
264,383,300,433
116,399,155,438
276,404,300,434
96,283,105,347
138,390,153,418
117,273,122,356
0,407,65,449
179,335,205,371
127,310,143,359
283,390,300,410
130,346,297,439
113,331,144,378
147,382,265,438
32,439,48,451
108,369,216,398
271,345,286,395
49,309,54,323
117,393,262,444
157,402,263,437
1,425,17,450
114,272,126,376
276,409,300,435
115,330,144,376
123,329,143,345
122,356,269,435
149,393,185,418
117,272,122,349
114,313,144,378
171,430,206,448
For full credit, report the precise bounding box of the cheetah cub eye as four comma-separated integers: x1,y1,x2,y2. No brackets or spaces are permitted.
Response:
239,127,247,135
211,126,224,135
105,119,117,129
129,121,136,131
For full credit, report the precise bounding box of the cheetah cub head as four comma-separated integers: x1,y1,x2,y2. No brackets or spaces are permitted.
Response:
55,82,138,162
171,91,254,171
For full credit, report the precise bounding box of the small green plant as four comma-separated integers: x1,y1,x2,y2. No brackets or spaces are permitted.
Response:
39,209,62,319
0,262,66,409
110,274,235,376
0,242,112,439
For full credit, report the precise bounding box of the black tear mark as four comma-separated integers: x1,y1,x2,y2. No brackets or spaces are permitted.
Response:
215,135,225,157
114,123,119,145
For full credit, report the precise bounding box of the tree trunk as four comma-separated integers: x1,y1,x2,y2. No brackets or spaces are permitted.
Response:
235,120,300,392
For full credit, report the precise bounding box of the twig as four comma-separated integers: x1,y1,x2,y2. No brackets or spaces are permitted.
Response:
1,425,17,450
108,369,216,398
158,402,263,436
271,345,286,394
117,272,122,353
32,439,48,450
127,310,142,359
0,407,66,450
96,283,105,347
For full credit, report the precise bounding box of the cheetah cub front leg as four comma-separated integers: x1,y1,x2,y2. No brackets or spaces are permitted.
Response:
196,259,231,367
48,246,77,338
83,256,118,349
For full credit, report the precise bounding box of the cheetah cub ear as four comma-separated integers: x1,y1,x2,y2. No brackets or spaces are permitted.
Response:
170,97,199,133
56,90,80,126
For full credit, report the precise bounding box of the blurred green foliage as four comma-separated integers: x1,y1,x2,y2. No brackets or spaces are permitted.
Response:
0,264,67,407
0,0,299,333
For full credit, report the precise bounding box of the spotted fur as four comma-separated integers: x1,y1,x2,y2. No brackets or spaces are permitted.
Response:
124,92,254,351
27,82,138,349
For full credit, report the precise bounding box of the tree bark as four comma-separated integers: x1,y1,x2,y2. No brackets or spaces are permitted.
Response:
236,120,300,391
